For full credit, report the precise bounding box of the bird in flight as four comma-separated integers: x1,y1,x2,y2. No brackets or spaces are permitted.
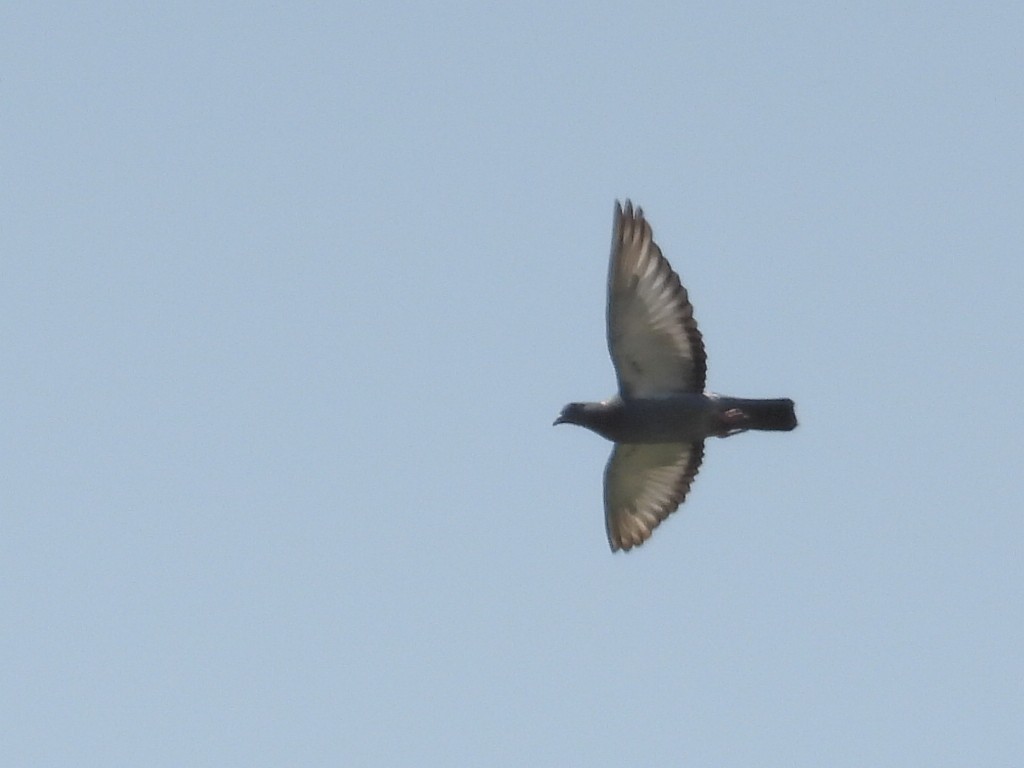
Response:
555,201,797,552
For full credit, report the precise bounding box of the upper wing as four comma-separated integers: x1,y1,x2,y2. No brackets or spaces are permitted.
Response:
603,441,704,552
606,200,706,398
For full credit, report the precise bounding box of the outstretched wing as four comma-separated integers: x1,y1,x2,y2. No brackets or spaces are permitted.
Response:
603,441,704,552
607,201,706,398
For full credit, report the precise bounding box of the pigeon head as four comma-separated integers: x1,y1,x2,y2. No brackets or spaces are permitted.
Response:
553,402,589,427
553,402,620,439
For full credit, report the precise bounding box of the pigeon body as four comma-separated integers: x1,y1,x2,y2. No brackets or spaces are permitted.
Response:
555,201,797,552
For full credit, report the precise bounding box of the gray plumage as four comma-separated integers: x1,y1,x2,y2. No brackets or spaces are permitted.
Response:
555,201,797,552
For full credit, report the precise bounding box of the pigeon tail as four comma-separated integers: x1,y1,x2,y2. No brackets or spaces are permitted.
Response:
723,398,797,432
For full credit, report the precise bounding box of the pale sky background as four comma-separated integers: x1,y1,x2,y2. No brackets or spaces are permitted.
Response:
3,3,1022,766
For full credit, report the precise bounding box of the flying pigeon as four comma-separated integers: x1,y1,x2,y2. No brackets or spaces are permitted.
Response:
555,201,797,552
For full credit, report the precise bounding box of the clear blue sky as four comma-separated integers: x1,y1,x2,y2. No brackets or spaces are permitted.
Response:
3,3,1022,765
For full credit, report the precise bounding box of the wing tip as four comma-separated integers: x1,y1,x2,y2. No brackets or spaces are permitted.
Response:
615,198,643,222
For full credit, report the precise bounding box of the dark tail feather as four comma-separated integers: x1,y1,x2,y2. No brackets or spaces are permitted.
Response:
736,398,797,432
